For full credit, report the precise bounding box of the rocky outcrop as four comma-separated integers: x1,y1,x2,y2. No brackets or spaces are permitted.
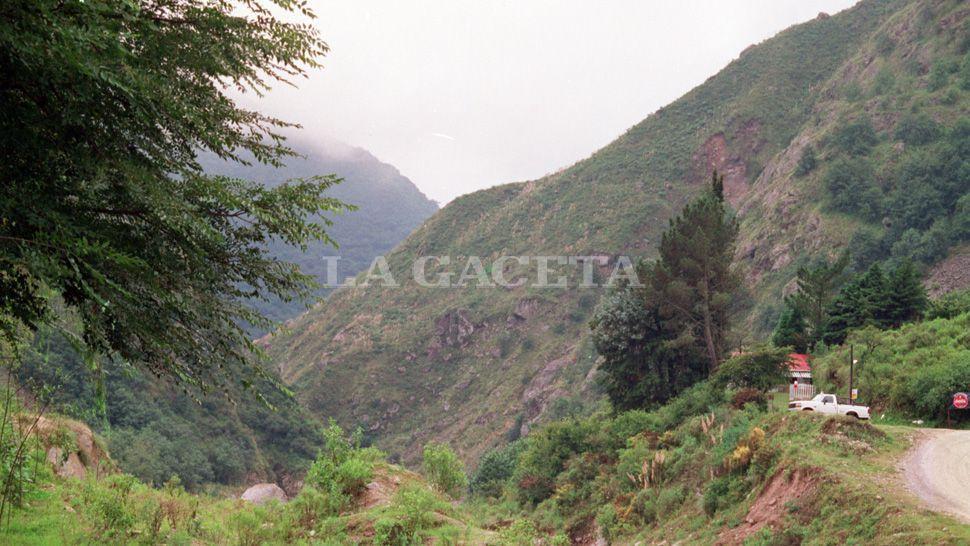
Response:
240,483,288,504
428,309,476,360
26,415,113,479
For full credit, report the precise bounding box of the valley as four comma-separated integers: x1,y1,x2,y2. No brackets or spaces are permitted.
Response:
1,0,968,544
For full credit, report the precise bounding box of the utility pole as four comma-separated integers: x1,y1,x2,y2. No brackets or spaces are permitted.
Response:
849,345,854,403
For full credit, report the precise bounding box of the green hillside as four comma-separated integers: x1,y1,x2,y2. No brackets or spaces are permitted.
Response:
11,140,437,490
266,0,969,465
201,137,438,333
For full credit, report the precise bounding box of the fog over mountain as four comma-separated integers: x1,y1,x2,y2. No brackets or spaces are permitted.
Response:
238,0,859,203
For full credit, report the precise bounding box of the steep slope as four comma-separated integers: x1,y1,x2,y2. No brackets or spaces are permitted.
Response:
202,137,438,332
267,0,968,465
12,140,436,489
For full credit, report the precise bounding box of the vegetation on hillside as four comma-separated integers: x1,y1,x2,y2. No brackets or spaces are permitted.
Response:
0,421,487,545
466,386,969,544
265,0,969,467
0,0,342,393
13,325,323,490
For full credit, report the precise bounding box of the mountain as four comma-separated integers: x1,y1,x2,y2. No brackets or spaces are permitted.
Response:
14,140,438,489
266,0,969,465
201,137,439,332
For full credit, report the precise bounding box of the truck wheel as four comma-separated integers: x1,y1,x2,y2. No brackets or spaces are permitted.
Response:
802,408,813,412
846,412,859,419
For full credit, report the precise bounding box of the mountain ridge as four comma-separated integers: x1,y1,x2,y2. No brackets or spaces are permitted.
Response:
267,0,967,466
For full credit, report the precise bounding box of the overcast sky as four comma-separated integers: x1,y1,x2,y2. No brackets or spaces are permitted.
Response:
240,0,859,204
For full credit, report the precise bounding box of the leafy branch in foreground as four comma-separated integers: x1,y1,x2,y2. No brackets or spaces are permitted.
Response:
0,0,349,392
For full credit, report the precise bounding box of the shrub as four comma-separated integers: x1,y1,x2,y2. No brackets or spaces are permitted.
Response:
715,346,791,393
926,290,970,320
795,146,816,176
731,388,768,410
422,442,468,499
894,112,940,145
512,418,594,505
373,485,445,546
304,421,381,514
470,440,524,497
595,503,620,542
499,519,539,545
823,158,879,217
78,474,139,540
830,116,878,155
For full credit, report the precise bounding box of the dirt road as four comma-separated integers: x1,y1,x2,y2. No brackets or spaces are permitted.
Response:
903,429,970,523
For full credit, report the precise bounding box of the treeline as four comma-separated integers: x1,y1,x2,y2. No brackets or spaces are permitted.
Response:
15,327,322,490
773,255,927,352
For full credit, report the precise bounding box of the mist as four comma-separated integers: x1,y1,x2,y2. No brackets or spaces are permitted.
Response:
238,0,859,204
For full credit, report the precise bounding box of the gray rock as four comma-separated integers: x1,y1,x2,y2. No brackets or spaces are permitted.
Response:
240,483,287,505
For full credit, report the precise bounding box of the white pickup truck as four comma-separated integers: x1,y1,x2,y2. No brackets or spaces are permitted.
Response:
788,393,870,420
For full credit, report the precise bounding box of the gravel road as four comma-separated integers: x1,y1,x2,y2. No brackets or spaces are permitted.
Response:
903,429,970,523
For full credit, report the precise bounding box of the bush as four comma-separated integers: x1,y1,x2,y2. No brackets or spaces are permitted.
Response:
421,442,468,499
512,418,595,505
731,388,768,410
470,440,524,497
795,146,817,176
373,485,446,546
926,290,970,320
823,158,879,217
715,346,791,393
830,116,878,155
499,519,539,545
303,421,381,514
894,112,940,145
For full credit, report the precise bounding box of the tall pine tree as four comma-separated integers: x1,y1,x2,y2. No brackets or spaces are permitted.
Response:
772,302,808,353
652,172,740,373
591,172,739,409
788,253,849,349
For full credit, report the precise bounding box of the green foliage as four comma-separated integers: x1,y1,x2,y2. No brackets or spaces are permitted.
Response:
813,312,970,419
926,289,970,320
830,115,879,155
304,422,381,514
470,441,525,498
421,442,468,499
823,157,880,219
512,418,595,505
0,0,344,390
824,261,927,344
14,326,323,489
715,346,792,393
772,303,809,353
894,112,941,145
795,146,817,176
786,253,849,349
373,485,448,546
592,175,739,411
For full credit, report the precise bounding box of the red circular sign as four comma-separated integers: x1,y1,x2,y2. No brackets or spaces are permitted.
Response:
954,393,969,409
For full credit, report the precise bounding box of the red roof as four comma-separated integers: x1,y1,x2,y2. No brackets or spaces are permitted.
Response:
788,353,811,373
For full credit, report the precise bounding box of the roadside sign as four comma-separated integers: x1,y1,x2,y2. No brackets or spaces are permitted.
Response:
954,392,969,410
851,389,858,401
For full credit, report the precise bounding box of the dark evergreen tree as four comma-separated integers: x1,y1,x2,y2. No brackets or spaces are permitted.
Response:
772,302,808,353
590,279,706,411
822,262,926,344
885,260,928,327
591,172,739,409
652,172,740,373
788,253,849,349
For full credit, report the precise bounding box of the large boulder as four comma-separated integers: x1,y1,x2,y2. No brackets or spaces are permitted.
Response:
240,483,287,504
25,415,114,479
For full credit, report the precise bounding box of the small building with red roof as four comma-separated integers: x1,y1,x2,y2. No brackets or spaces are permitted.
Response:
787,353,814,400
